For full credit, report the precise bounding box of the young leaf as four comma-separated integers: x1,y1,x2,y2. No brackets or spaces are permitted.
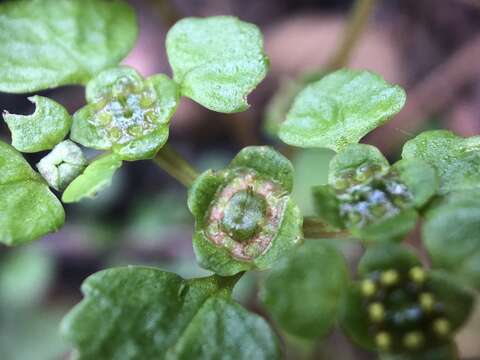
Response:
402,130,480,194
0,0,137,93
0,141,64,245
279,69,406,151
36,140,87,191
260,241,349,340
166,16,269,113
62,153,122,203
423,191,480,290
3,96,71,152
61,267,281,360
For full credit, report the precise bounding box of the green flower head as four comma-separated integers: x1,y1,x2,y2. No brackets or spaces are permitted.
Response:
341,244,474,358
188,146,303,276
70,66,179,161
314,144,438,242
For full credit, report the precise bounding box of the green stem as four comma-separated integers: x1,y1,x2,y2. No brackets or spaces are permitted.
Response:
326,0,378,70
302,216,349,239
153,144,199,187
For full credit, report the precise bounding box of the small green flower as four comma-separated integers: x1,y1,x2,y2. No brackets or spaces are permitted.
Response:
188,146,303,276
340,244,474,358
313,144,438,242
70,66,179,161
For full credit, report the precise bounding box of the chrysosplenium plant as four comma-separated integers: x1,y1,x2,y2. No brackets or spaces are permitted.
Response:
0,1,479,359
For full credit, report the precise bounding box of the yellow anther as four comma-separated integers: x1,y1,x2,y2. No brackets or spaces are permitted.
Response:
409,266,426,283
433,318,451,337
368,302,385,323
403,331,424,350
361,279,376,297
380,269,399,286
419,292,435,312
375,331,391,350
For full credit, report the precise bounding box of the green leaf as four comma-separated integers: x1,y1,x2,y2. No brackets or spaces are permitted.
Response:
312,185,344,229
402,130,480,194
3,96,71,152
423,191,480,290
166,16,269,113
0,141,64,245
229,146,294,193
357,243,420,276
391,159,438,209
260,241,349,340
328,144,389,188
189,147,303,276
380,343,458,360
62,153,122,203
61,267,281,359
0,0,137,93
71,67,178,161
279,69,406,151
36,140,87,191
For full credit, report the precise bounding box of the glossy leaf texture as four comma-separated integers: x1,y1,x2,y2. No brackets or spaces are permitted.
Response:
62,153,122,203
279,69,406,152
0,141,64,245
3,96,71,152
188,146,303,276
71,67,179,161
61,267,281,360
402,130,480,194
260,241,349,340
166,16,269,113
0,0,137,93
423,191,480,290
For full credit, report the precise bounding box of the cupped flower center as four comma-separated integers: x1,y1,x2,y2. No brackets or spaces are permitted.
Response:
222,189,267,242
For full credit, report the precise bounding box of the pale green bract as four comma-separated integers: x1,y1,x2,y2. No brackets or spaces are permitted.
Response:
0,141,64,246
3,96,71,152
61,267,281,360
0,0,137,93
261,241,349,340
62,153,122,203
402,130,480,194
166,16,269,113
279,69,406,152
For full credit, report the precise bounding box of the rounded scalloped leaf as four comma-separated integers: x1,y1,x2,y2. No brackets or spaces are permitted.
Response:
3,96,71,153
0,141,65,245
62,153,122,203
166,16,269,113
402,130,480,195
279,69,406,151
328,144,389,188
71,67,179,161
357,243,420,276
423,191,480,290
229,146,294,193
61,267,281,360
260,241,349,340
0,0,138,93
392,159,438,209
189,147,302,275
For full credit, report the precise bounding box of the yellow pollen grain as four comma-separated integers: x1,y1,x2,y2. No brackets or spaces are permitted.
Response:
403,331,424,350
380,269,399,286
375,331,391,350
433,318,451,336
409,266,426,283
419,292,435,312
361,279,376,297
368,302,385,323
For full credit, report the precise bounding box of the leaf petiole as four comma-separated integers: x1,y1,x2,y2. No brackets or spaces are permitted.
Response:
153,144,199,187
